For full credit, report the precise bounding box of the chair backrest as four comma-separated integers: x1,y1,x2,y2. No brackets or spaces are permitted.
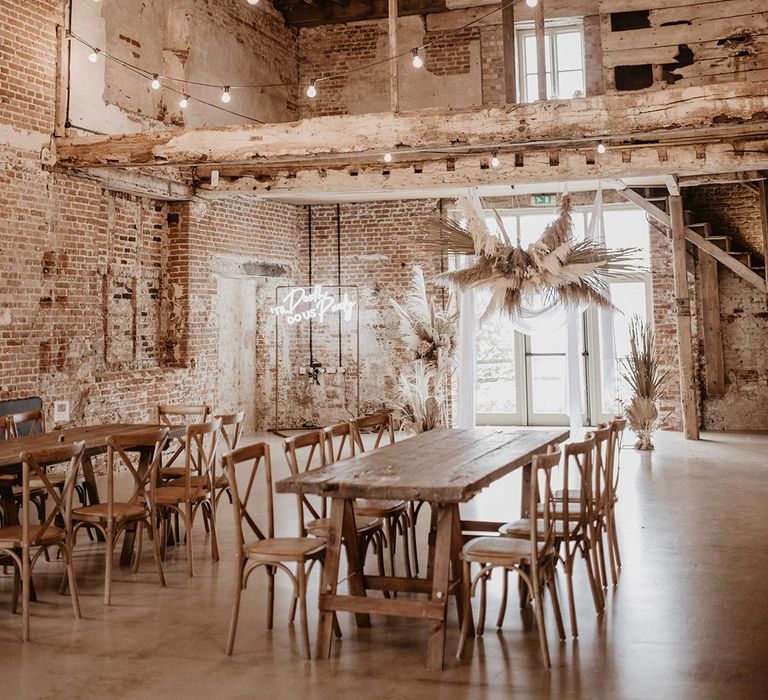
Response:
284,430,327,536
560,433,596,544
157,403,211,468
105,427,169,521
608,416,627,495
224,442,272,553
20,441,85,546
215,411,245,452
591,423,613,518
323,422,357,463
7,409,46,439
530,445,562,565
353,411,395,452
178,418,221,500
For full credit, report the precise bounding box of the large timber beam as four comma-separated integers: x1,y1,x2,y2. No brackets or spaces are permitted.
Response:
54,81,768,169
618,184,768,293
199,139,768,202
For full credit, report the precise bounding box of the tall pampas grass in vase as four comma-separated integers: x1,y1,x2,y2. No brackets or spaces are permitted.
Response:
620,317,670,450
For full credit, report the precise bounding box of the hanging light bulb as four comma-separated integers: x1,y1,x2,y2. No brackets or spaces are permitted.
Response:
221,86,231,103
526,0,538,7
383,152,393,163
411,48,423,69
597,142,607,154
306,80,317,98
88,48,100,63
247,0,260,4
490,152,500,168
179,95,189,109
151,74,161,90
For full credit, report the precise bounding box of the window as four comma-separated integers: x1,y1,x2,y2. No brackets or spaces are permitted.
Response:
517,22,585,103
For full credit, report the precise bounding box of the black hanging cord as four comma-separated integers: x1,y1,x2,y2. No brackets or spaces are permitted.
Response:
64,1,73,128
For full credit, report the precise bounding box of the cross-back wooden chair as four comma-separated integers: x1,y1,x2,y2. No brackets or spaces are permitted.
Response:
499,434,603,638
213,411,245,511
284,430,384,573
325,421,411,578
157,403,211,481
71,427,169,604
588,424,613,590
457,446,566,669
151,417,221,577
0,441,84,641
605,416,627,585
224,441,328,659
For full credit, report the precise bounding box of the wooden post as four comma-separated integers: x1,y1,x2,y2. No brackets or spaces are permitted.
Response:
388,0,399,113
669,195,700,440
535,0,547,101
502,0,516,104
699,254,725,396
54,22,69,137
759,179,768,292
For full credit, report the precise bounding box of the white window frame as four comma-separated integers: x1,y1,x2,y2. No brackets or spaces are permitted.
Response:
516,19,585,103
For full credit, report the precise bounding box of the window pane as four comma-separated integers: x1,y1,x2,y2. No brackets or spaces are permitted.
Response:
524,35,537,71
475,290,517,414
556,32,583,70
530,356,568,414
525,74,539,103
530,331,567,355
603,209,651,265
556,69,585,99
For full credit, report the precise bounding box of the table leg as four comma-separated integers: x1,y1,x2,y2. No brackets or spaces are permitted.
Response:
341,498,370,629
426,504,453,671
450,504,474,637
316,498,346,659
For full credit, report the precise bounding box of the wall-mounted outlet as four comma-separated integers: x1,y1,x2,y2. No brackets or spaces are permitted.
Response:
53,400,70,423
337,367,346,374
298,367,307,375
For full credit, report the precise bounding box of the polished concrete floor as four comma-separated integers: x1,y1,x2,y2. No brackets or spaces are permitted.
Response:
2,430,768,699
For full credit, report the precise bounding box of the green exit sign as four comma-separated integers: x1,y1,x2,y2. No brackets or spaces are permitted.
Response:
531,194,556,205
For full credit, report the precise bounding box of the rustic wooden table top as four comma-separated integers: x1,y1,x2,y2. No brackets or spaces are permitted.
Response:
0,423,184,471
276,427,569,503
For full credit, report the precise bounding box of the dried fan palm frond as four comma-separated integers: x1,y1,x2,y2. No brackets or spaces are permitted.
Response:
426,194,644,319
392,360,444,434
421,217,475,255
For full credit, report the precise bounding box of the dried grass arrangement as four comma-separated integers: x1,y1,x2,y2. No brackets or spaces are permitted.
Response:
424,194,642,320
620,317,670,450
390,266,457,432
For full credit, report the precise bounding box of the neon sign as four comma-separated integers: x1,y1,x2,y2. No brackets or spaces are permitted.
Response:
270,285,356,325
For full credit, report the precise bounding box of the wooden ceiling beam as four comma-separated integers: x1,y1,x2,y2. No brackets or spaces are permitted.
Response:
273,0,448,27
196,139,768,203
54,81,768,170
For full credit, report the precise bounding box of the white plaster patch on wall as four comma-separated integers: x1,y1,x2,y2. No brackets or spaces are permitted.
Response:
0,308,11,326
0,124,50,151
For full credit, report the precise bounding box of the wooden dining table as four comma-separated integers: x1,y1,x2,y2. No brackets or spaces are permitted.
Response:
276,426,569,670
0,422,184,567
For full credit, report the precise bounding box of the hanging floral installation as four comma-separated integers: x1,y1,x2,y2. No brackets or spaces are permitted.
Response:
423,194,642,320
389,266,457,433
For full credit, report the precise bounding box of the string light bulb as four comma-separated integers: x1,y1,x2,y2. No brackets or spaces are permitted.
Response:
221,87,231,103
179,95,189,109
88,48,100,63
411,48,423,69
490,152,500,168
306,80,317,98
151,74,160,90
597,142,607,154
247,0,260,4
383,152,393,163
526,0,538,7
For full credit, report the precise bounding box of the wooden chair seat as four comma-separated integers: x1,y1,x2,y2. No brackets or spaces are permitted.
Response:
307,515,382,539
536,502,583,520
499,518,581,539
160,466,187,480
462,536,549,565
72,502,146,524
0,524,63,548
354,498,406,517
154,485,211,506
243,537,326,563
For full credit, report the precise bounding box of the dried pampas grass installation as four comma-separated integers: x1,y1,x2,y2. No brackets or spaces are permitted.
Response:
424,194,643,321
620,317,670,450
389,266,456,433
